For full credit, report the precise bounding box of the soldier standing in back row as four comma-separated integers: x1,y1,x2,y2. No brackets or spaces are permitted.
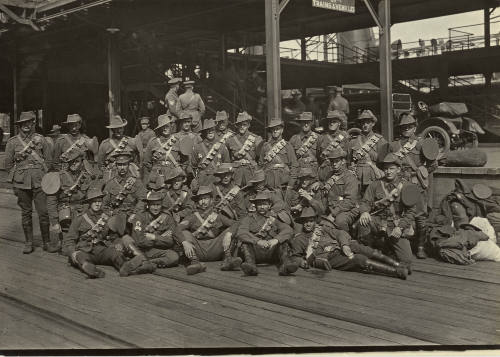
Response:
390,113,439,259
289,112,319,175
259,118,298,190
4,111,52,253
348,110,387,195
97,115,140,180
226,112,262,187
178,80,205,133
165,78,182,120
316,110,349,182
215,110,231,139
53,114,98,171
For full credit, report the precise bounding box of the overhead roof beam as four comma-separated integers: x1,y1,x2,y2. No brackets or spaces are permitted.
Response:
0,3,40,30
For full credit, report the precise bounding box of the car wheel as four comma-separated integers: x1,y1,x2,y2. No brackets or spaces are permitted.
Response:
420,126,451,153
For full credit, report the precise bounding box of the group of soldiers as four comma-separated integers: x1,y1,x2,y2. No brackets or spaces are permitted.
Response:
5,87,442,280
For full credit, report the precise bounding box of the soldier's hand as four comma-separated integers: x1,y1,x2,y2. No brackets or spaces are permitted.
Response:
182,241,196,259
267,238,279,249
299,190,313,201
310,181,321,191
359,212,372,227
222,232,232,252
342,245,354,259
145,233,156,240
390,226,402,239
14,152,26,161
127,214,136,224
299,258,309,269
256,239,268,249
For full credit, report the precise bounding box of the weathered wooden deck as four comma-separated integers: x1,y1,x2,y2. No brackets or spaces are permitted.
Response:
0,189,499,350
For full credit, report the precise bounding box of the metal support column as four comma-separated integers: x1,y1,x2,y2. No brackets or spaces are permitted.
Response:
323,35,329,62
107,32,121,121
378,0,393,140
265,0,281,130
484,6,492,88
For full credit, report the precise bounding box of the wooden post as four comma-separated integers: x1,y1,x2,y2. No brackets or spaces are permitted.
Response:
265,0,281,132
11,51,17,136
484,6,492,88
107,32,121,122
323,35,329,62
378,0,393,141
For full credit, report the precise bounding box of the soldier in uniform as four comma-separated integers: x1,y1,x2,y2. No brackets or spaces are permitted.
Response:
46,124,62,157
97,115,140,181
127,191,181,269
4,111,52,253
162,167,195,224
190,119,230,188
259,118,299,190
135,117,155,167
290,207,408,279
287,167,325,219
176,186,240,275
243,169,288,216
322,147,360,233
143,114,181,186
348,110,387,195
236,191,298,276
178,80,205,133
327,86,350,121
65,187,154,278
165,78,182,120
53,114,98,171
289,112,319,174
389,113,439,259
173,112,201,170
215,110,231,139
210,163,246,220
45,149,98,254
226,111,263,187
316,110,349,182
358,153,419,269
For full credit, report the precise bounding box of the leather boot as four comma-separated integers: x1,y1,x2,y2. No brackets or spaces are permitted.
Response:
240,243,258,276
22,223,34,254
364,259,408,280
220,241,242,271
47,230,61,253
416,246,427,259
185,254,207,276
278,244,299,276
40,221,50,251
120,255,156,277
371,249,401,267
73,251,105,278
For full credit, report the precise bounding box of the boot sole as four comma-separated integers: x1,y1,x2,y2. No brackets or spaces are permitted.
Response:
241,263,258,276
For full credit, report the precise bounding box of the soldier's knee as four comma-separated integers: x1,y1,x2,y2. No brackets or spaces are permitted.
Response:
450,201,467,216
351,254,368,268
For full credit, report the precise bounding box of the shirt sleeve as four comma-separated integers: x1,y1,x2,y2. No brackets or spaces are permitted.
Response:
359,181,377,213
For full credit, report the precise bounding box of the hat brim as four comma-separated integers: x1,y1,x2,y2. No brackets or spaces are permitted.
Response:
16,117,35,124
266,123,284,129
106,119,128,129
356,116,377,123
154,122,171,131
201,125,217,131
84,193,105,202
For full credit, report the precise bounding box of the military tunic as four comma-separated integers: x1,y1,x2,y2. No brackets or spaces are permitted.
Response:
165,88,181,119
53,133,95,171
4,132,51,246
348,132,387,193
316,130,349,182
324,169,360,232
130,211,181,267
236,211,294,263
358,178,417,264
143,135,182,184
259,138,299,189
226,131,263,187
177,91,205,133
162,186,195,223
210,183,247,219
97,136,140,179
190,139,230,187
177,208,236,261
64,209,125,270
103,175,147,217
289,131,319,174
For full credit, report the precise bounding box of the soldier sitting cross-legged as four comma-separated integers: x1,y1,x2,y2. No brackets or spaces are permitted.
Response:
176,186,240,275
125,191,181,269
236,191,299,276
290,207,408,280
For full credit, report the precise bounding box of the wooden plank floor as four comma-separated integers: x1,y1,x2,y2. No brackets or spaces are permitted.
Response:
0,189,499,349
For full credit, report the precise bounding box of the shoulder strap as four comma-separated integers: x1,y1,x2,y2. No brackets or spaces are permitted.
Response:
17,136,47,170
82,213,96,227
194,211,205,225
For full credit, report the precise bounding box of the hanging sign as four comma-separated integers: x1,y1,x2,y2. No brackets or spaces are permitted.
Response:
312,0,355,13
